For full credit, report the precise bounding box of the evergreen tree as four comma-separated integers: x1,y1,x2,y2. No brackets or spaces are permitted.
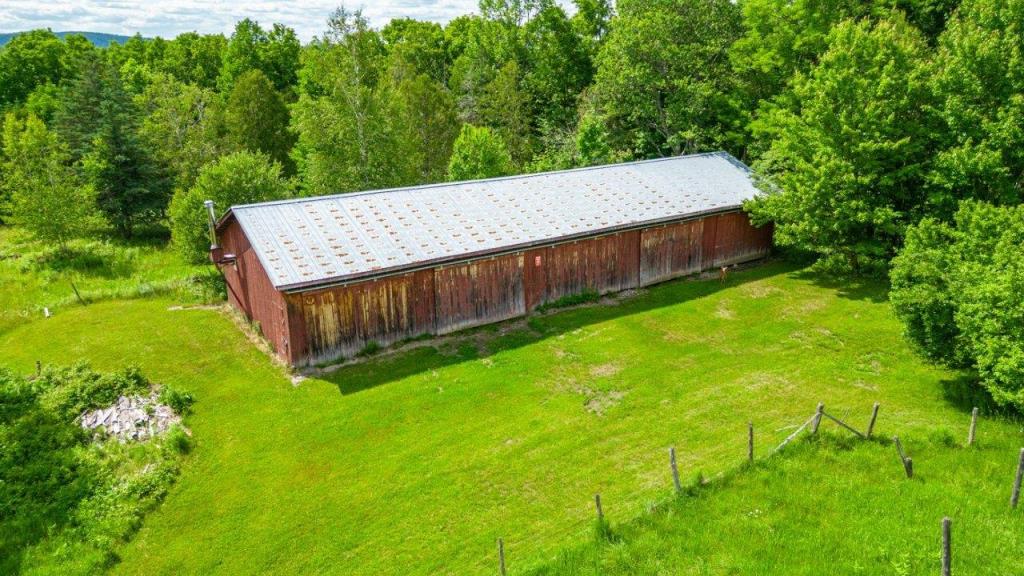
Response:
55,54,168,238
224,69,295,174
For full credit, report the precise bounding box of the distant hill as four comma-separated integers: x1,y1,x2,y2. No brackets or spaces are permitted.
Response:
0,31,139,47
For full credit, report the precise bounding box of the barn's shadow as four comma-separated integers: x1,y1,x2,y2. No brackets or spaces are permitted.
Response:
320,260,809,395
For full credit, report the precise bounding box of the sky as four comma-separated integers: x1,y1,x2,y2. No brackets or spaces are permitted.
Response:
0,1,568,42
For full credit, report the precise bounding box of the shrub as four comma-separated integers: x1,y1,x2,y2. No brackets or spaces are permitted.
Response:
536,289,601,313
891,201,1024,410
159,386,195,416
165,424,193,455
0,364,190,575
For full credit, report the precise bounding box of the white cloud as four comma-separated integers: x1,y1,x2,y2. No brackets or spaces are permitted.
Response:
0,1,556,42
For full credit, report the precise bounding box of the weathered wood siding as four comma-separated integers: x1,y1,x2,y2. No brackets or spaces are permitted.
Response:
223,209,772,366
220,219,291,357
524,231,640,310
434,253,525,334
707,212,773,267
285,270,434,364
639,219,704,286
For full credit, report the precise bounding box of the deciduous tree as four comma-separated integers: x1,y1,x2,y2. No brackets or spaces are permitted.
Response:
747,16,935,272
1,114,101,250
169,151,291,262
591,0,744,158
447,124,513,180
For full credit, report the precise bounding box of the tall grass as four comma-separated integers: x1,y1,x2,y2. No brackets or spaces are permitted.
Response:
0,227,221,333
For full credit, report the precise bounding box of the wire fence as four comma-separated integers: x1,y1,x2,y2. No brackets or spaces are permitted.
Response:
486,401,1024,575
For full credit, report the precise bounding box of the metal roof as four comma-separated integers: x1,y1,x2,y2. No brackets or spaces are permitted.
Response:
226,151,761,291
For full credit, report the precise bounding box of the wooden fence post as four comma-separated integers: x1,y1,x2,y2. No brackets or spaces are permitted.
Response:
748,422,754,463
595,493,603,521
497,538,506,576
811,403,825,434
967,407,978,447
866,402,880,438
669,447,682,493
894,436,913,478
1011,448,1024,509
942,517,951,576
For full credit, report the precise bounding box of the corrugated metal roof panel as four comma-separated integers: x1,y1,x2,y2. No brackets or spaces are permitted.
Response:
228,151,761,290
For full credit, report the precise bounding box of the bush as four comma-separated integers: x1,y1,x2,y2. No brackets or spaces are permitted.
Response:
536,289,601,312
158,386,195,416
0,364,190,575
891,201,1024,410
168,151,292,263
17,240,139,279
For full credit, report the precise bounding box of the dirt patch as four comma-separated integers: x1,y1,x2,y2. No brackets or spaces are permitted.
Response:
740,283,782,299
741,371,793,393
715,301,736,319
584,389,625,415
589,363,622,378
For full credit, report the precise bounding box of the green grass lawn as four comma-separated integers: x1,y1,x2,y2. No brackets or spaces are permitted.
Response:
0,261,1020,574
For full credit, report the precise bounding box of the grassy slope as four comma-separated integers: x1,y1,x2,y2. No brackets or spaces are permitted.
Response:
0,262,1019,574
528,434,1024,575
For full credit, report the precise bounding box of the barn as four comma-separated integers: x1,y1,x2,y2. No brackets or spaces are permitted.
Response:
211,151,772,367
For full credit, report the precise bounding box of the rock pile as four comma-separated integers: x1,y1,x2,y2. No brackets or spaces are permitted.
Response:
80,391,181,442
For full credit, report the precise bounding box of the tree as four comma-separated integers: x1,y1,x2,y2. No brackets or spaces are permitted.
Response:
522,4,594,129
383,18,450,84
158,32,226,89
591,0,744,158
729,0,879,111
169,151,292,262
480,60,533,164
891,201,1024,410
447,124,513,180
391,71,460,183
137,73,230,192
56,54,168,238
224,69,295,174
926,0,1024,218
0,30,66,109
1,114,101,250
448,16,520,124
220,20,301,93
292,8,416,195
572,0,613,47
747,16,935,272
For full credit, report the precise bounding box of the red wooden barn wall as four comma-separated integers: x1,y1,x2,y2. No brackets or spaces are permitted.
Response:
639,219,704,286
524,231,640,310
220,219,292,359
283,269,435,364
434,253,526,335
223,210,772,366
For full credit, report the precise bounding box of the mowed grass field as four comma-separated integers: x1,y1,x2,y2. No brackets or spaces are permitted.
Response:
0,261,1021,574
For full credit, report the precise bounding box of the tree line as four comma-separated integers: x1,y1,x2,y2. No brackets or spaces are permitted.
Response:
0,0,1021,407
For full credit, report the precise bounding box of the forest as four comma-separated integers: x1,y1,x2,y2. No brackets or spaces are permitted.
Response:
0,0,1021,412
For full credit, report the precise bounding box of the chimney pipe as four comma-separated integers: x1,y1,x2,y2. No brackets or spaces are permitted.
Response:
204,200,219,249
